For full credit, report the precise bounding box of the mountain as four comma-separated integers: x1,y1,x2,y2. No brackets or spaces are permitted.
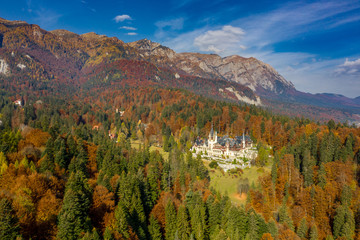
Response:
0,17,359,123
354,96,360,105
128,39,360,123
0,18,260,106
129,39,295,95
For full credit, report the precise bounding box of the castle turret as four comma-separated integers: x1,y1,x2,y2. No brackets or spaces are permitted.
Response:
243,132,245,149
208,123,217,150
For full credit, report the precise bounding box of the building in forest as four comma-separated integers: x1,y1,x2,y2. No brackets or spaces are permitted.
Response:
191,125,257,170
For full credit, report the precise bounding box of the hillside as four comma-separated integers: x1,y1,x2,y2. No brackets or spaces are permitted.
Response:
0,17,360,123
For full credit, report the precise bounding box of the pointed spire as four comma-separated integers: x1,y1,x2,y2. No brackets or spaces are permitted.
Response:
243,131,245,148
210,122,214,139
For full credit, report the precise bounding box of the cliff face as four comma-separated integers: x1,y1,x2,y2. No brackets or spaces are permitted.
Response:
128,39,295,95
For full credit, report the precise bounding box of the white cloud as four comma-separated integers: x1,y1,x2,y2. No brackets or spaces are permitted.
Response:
157,0,360,97
120,26,137,31
126,32,138,36
156,18,184,30
155,17,185,39
335,58,360,75
194,25,245,54
114,15,132,23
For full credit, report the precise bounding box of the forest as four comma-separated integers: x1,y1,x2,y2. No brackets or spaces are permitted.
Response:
1,16,360,240
0,83,359,240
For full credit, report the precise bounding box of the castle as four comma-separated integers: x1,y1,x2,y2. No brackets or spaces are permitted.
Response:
192,125,257,169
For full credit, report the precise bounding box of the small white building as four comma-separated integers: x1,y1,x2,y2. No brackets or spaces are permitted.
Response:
14,99,22,106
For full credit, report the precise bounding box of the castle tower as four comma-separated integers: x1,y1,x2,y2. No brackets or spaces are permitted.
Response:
208,123,217,150
225,139,230,155
243,132,245,149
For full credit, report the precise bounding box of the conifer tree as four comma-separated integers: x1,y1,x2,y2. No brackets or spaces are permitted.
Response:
302,149,314,187
207,196,221,235
149,215,162,240
0,152,8,175
176,205,191,240
296,218,308,239
115,201,130,239
309,224,318,240
103,227,114,240
57,171,92,240
165,200,177,240
0,198,20,240
268,219,278,239
278,202,294,231
247,212,259,240
333,205,355,240
317,163,327,188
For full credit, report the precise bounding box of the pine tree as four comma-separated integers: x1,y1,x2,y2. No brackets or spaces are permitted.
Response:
57,171,92,240
278,202,294,231
0,152,8,175
302,149,314,187
268,219,278,239
115,201,130,239
176,205,191,240
317,163,327,188
55,138,69,169
0,198,20,240
296,218,308,239
309,224,318,240
149,215,162,240
128,189,147,239
333,205,355,240
165,200,177,240
103,227,114,240
247,212,259,240
340,185,352,206
207,196,221,235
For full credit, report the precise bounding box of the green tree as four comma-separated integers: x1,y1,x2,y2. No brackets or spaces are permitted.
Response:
176,205,191,240
149,215,162,240
0,198,20,240
333,205,355,240
296,218,308,239
247,212,259,240
165,200,177,240
115,201,130,239
309,224,318,240
268,219,278,239
57,171,92,240
278,203,294,231
301,149,314,187
103,227,114,240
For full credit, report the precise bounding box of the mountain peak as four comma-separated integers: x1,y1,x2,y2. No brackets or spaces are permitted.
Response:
51,29,79,38
81,32,107,40
0,17,27,26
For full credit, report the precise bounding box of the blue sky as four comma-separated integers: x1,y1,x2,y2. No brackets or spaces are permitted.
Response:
1,0,360,98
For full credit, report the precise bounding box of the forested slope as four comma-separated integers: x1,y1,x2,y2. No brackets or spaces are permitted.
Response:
0,85,359,239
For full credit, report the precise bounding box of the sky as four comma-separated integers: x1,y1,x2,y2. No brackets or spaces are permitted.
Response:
1,0,360,98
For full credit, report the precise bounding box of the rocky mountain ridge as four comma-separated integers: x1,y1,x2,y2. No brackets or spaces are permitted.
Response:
0,17,359,123
128,39,295,95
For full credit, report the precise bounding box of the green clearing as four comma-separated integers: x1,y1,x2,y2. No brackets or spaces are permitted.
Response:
206,161,271,205
130,139,269,205
131,139,169,161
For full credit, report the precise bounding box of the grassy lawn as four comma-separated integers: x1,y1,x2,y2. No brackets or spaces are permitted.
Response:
206,161,271,205
131,139,169,161
130,139,270,205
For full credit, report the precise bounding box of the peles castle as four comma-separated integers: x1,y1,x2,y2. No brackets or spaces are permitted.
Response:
192,125,257,170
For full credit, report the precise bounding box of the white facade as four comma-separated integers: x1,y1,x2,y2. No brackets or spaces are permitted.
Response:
192,127,257,170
